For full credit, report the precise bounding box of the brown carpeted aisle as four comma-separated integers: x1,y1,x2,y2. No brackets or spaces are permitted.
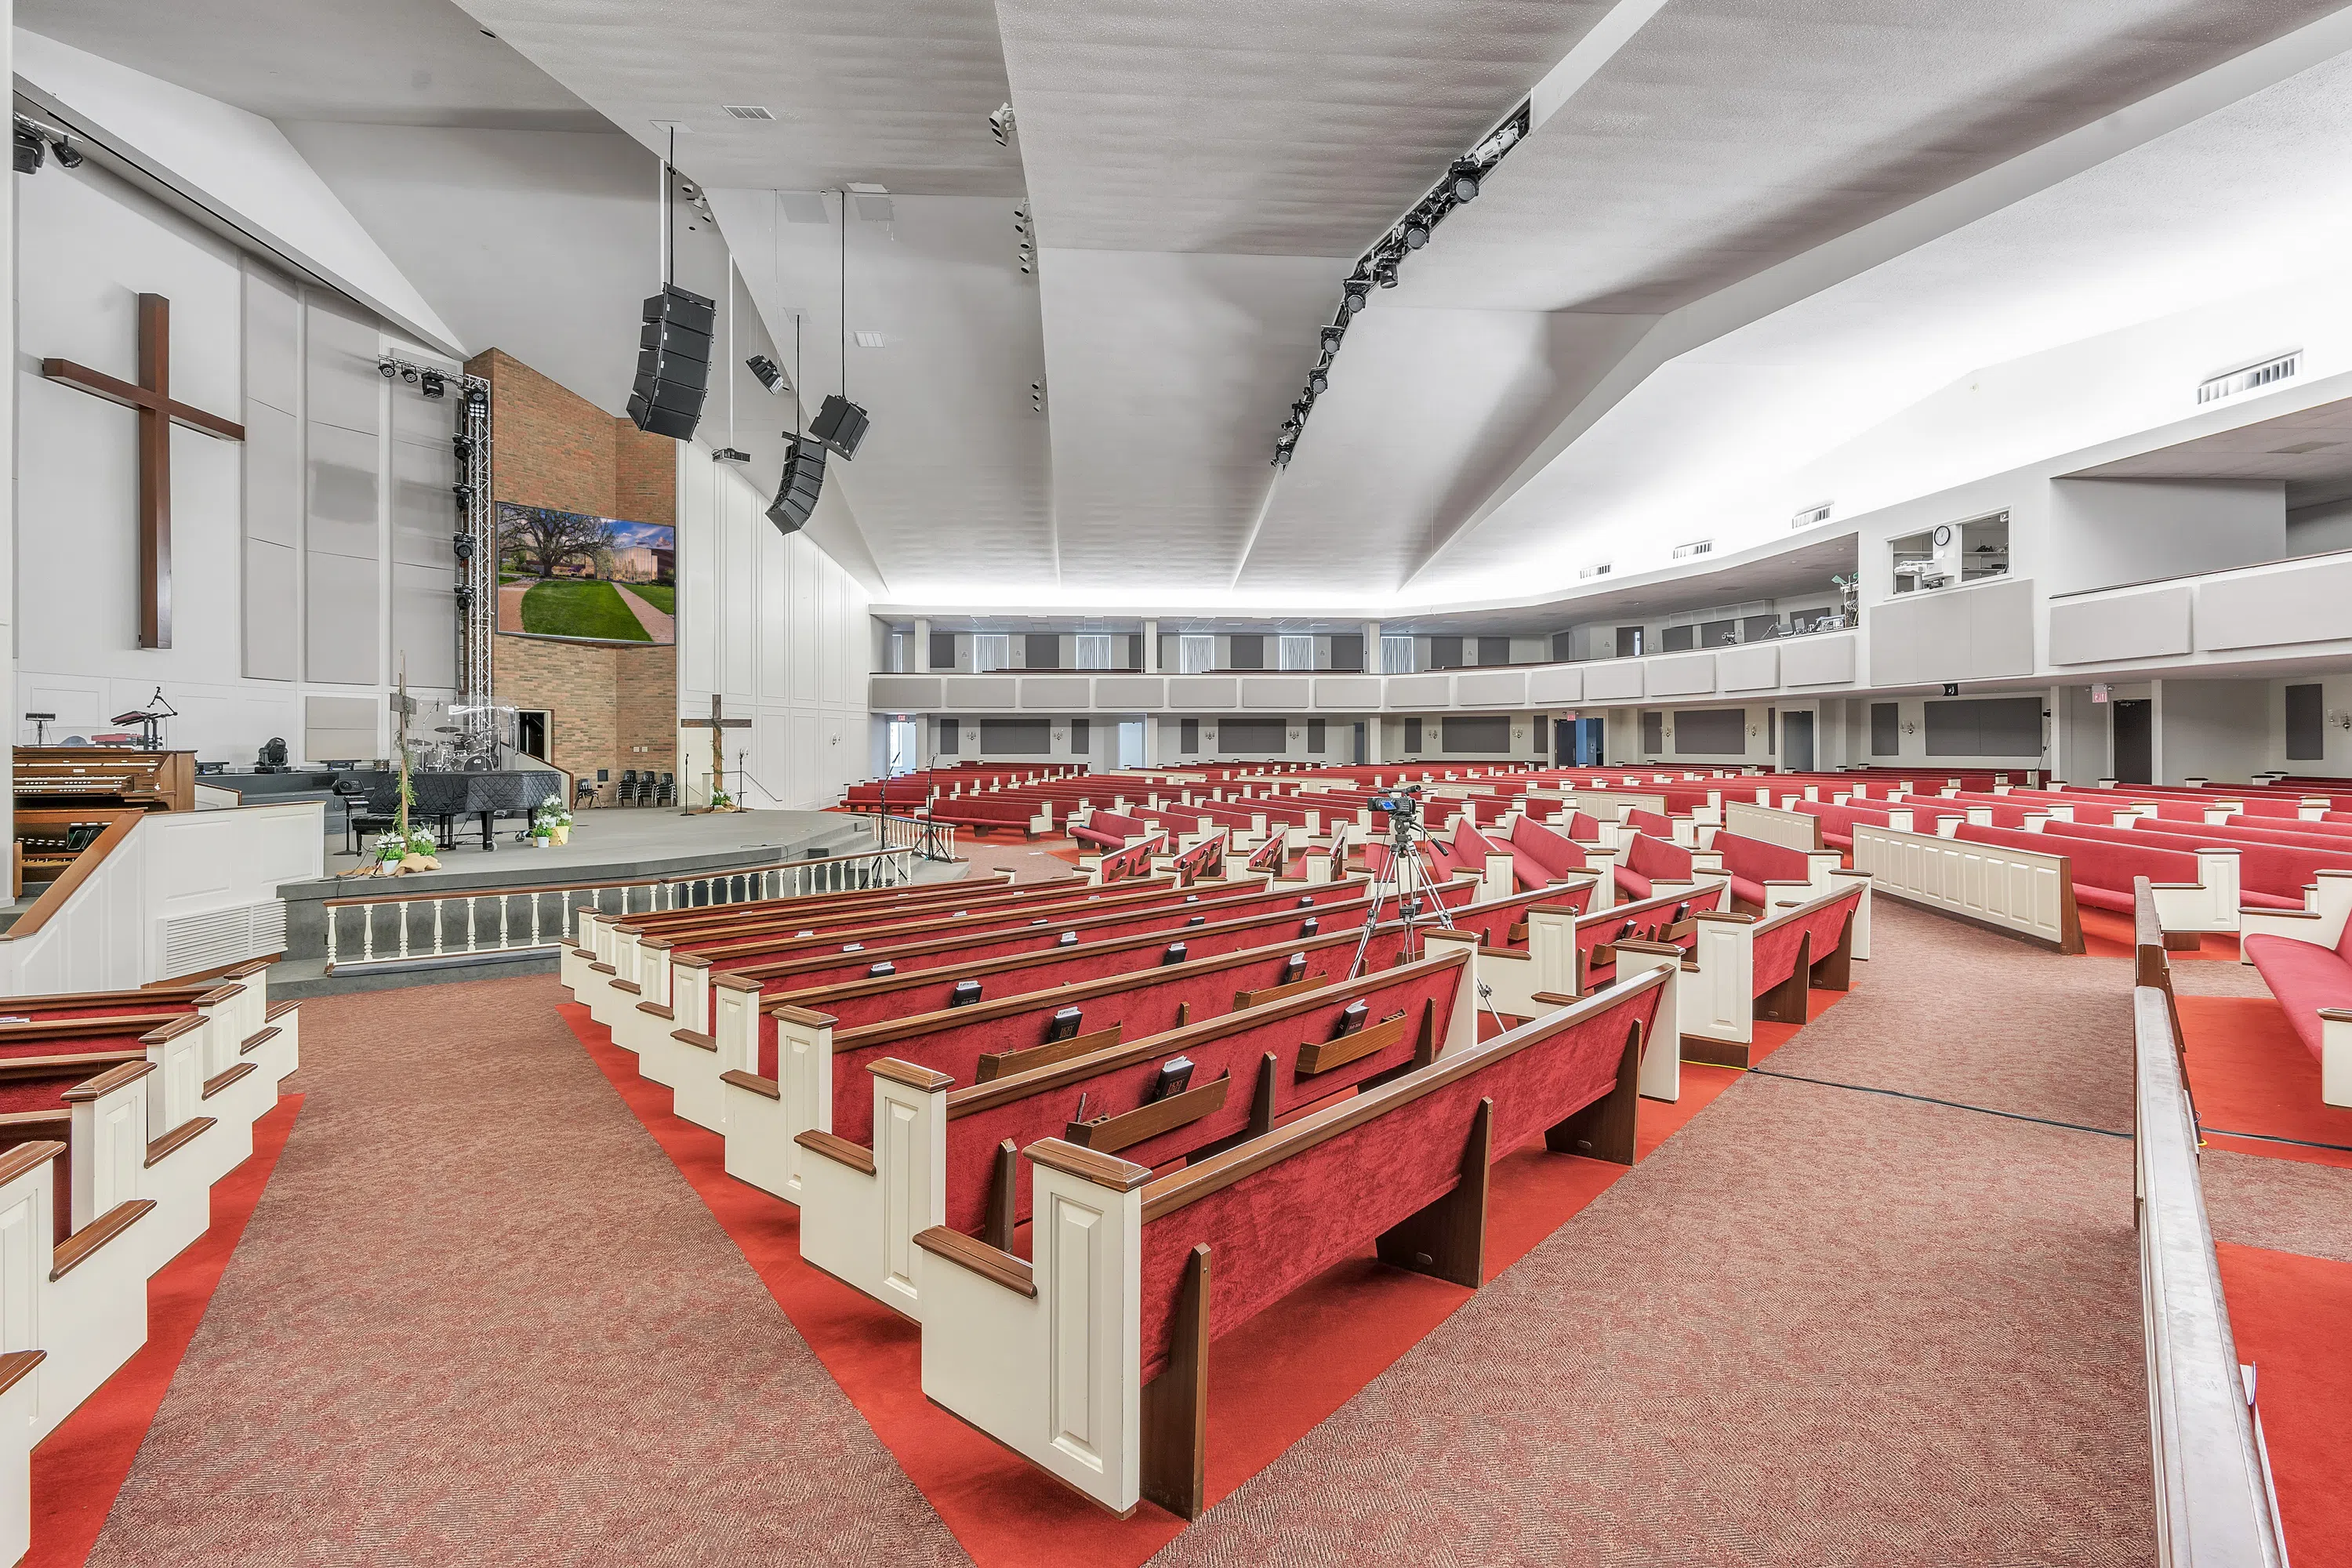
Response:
1148,899,2155,1566
90,901,2159,1565
85,976,970,1567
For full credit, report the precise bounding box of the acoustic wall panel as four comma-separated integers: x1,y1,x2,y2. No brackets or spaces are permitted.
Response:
2198,556,2352,651
303,695,379,763
1966,579,2036,677
946,677,1019,710
1094,677,1165,708
2047,586,2192,666
1527,665,1584,704
1674,708,1747,755
1454,671,1526,708
1871,579,2034,685
1717,644,1777,692
244,266,299,417
242,542,298,681
243,403,299,550
1219,718,1286,751
1313,676,1384,709
304,302,381,439
1440,716,1509,752
1584,661,1643,702
1925,698,2043,757
869,676,944,711
389,420,456,569
1167,677,1237,709
305,551,380,686
303,421,379,563
1385,675,1451,708
979,719,1052,754
1780,633,1857,687
1240,677,1312,709
1020,677,1092,709
391,562,458,688
1647,654,1715,697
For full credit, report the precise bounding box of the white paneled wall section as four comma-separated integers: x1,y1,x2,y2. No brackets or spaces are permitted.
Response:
678,450,873,808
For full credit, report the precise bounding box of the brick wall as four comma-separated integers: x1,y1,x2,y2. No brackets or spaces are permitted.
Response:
470,348,681,802
466,349,615,517
613,423,677,530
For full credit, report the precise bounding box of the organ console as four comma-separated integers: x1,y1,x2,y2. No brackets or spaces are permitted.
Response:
12,747,196,814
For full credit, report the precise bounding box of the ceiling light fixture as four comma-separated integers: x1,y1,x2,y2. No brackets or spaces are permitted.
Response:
989,103,1017,147
1273,102,1530,465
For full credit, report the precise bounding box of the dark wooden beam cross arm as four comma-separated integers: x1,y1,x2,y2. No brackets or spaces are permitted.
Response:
40,292,246,649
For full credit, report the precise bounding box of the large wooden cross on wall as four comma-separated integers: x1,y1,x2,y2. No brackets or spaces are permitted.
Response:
42,292,246,650
680,695,751,811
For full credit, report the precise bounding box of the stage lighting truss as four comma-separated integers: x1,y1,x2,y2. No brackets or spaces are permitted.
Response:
1270,100,1530,466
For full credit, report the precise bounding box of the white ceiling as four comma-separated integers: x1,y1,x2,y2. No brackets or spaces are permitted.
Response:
2069,394,2352,510
34,0,2352,619
17,0,605,130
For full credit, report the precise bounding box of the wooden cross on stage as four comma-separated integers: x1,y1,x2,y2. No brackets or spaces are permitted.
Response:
43,292,246,650
681,695,751,811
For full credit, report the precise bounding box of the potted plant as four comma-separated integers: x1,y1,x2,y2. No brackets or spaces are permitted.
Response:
539,804,574,845
401,826,442,873
373,831,410,873
709,789,736,812
529,805,564,848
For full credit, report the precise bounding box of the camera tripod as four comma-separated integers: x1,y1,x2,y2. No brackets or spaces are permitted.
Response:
1343,802,1504,1033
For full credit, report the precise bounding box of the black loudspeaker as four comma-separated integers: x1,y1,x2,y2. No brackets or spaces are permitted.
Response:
627,284,716,439
809,393,870,459
767,437,827,534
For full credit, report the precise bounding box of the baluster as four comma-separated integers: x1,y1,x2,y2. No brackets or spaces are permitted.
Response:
530,893,542,947
469,896,481,953
499,893,511,949
396,900,412,959
361,903,376,963
432,898,446,956
327,906,340,969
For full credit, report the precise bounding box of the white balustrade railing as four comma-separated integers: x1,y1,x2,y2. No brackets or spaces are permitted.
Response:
322,845,918,972
873,812,956,861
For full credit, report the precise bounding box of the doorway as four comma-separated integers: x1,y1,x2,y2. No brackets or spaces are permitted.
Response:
1782,710,1815,772
1116,719,1145,769
2113,699,2153,784
884,719,917,775
516,709,550,760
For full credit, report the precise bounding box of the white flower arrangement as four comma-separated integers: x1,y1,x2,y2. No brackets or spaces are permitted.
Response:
373,831,409,862
531,804,570,839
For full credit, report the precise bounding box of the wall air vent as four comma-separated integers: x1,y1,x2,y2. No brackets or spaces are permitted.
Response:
1791,502,1832,529
2198,350,2300,405
721,105,776,120
1671,539,1714,560
854,331,887,348
1579,563,1612,579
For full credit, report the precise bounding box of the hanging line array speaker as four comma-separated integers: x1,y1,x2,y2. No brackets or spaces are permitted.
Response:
768,436,827,534
629,284,716,439
809,392,869,459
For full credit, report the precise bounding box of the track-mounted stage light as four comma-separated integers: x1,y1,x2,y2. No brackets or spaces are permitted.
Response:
1319,324,1345,354
1340,274,1371,316
419,369,447,399
1446,159,1481,202
1402,216,1431,249
1372,253,1400,288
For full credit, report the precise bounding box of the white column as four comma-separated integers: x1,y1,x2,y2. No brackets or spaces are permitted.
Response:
1363,620,1381,673
1142,619,1160,673
913,617,931,672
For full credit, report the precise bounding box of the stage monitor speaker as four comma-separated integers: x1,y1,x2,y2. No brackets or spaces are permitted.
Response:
767,437,826,535
627,284,716,440
809,393,869,459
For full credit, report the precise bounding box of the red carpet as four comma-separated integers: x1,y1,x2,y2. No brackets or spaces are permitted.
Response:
559,989,1838,1564
2076,906,2237,960
27,1094,305,1567
2176,996,2352,1169
2216,1243,2352,1565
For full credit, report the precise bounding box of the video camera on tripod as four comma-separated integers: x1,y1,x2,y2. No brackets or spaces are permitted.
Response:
1367,784,1425,835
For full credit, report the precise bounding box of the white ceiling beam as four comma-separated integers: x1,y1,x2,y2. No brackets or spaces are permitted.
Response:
1403,2,2352,589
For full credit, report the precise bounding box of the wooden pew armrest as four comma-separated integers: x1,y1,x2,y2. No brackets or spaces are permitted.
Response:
914,1225,1034,1298
720,1069,779,1099
795,1129,876,1175
52,1200,155,1281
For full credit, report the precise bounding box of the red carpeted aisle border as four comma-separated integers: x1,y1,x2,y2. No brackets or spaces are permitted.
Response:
25,1094,306,1567
2215,1243,2352,1566
557,986,1839,1565
2176,995,2352,1170
2076,906,2238,960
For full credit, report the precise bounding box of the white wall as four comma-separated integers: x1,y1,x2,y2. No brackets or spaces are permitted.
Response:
2044,478,2285,598
676,447,872,808
2156,678,2274,786
16,157,445,765
2286,497,2352,558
